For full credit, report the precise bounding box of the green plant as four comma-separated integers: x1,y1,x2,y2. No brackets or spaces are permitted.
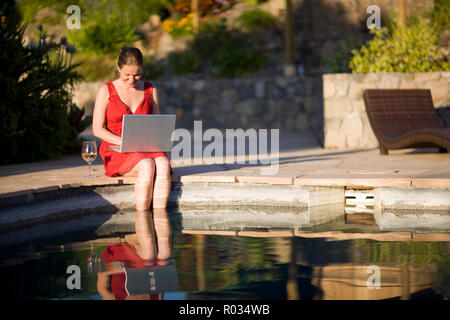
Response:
143,56,166,80
71,54,116,81
0,6,84,164
349,16,449,73
425,0,450,34
68,12,139,56
236,7,275,30
18,0,171,26
241,0,268,4
323,37,364,73
162,13,194,39
191,19,235,59
197,20,267,77
212,48,267,77
168,48,202,75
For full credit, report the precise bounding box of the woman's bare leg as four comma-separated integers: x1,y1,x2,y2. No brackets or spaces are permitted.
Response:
122,158,156,211
153,207,171,261
152,156,171,209
134,210,157,261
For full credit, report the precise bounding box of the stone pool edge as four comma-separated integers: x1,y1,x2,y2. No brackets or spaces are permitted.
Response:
0,179,449,235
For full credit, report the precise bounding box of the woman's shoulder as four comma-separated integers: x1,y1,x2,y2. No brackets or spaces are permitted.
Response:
96,82,109,97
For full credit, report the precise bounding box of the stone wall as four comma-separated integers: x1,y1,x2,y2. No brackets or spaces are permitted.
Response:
73,75,323,138
323,72,450,150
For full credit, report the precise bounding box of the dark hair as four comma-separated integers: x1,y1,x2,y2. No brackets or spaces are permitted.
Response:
118,46,143,69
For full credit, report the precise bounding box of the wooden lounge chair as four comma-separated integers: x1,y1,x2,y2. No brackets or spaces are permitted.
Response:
363,89,450,155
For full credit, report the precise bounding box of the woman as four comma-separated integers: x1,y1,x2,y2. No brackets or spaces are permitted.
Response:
97,208,172,300
93,47,171,210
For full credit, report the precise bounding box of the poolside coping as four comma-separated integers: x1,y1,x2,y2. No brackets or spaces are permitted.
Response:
0,131,448,232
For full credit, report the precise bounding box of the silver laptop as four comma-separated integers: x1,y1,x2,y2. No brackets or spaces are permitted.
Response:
108,114,176,153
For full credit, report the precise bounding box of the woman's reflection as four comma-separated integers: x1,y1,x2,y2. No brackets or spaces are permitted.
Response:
97,208,174,300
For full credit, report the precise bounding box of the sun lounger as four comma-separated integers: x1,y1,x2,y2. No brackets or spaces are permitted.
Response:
363,89,450,155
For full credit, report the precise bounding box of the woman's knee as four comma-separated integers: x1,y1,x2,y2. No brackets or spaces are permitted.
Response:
136,158,156,177
154,157,170,177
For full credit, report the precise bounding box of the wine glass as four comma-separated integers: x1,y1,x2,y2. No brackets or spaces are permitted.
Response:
82,141,98,178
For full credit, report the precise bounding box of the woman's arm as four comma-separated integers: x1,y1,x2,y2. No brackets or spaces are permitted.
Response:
96,263,125,300
92,84,122,145
152,87,160,114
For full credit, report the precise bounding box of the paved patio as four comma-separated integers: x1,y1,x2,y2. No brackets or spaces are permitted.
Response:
0,130,449,198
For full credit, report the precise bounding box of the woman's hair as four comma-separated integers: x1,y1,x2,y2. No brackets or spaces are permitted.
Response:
118,46,143,69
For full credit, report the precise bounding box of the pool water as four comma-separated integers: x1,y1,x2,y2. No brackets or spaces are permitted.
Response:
0,209,448,300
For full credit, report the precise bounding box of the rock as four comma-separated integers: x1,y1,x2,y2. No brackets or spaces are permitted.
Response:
303,97,316,114
324,97,352,119
221,89,239,103
325,118,342,131
149,14,161,29
255,80,265,99
348,82,366,100
346,134,359,149
155,32,177,59
324,129,346,149
294,113,309,130
344,112,363,135
275,77,288,88
399,79,419,89
323,78,336,98
360,113,379,148
237,99,257,115
377,73,400,88
193,95,207,107
351,99,366,113
363,73,381,83
193,80,205,91
414,72,440,82
423,79,449,107
192,106,202,117
268,86,284,99
283,64,297,77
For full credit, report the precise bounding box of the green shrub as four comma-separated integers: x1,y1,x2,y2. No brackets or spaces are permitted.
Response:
176,19,267,77
18,0,171,26
241,0,268,5
0,8,84,164
191,19,235,59
212,48,267,77
323,37,365,73
161,13,194,40
349,17,449,73
236,7,275,30
143,56,166,80
71,54,116,81
168,48,202,75
68,12,139,56
425,0,450,33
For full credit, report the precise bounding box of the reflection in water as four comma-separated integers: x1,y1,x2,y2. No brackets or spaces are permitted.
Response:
0,208,448,300
180,236,448,300
97,208,178,300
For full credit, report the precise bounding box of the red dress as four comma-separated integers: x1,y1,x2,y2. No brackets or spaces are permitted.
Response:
102,244,160,300
99,81,172,177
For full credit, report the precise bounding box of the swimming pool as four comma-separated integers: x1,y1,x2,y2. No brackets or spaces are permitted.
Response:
0,207,448,300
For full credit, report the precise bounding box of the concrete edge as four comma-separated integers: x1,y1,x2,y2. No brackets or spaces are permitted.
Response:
1,174,449,201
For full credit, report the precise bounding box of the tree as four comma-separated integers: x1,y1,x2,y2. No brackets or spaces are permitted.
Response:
0,2,84,164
